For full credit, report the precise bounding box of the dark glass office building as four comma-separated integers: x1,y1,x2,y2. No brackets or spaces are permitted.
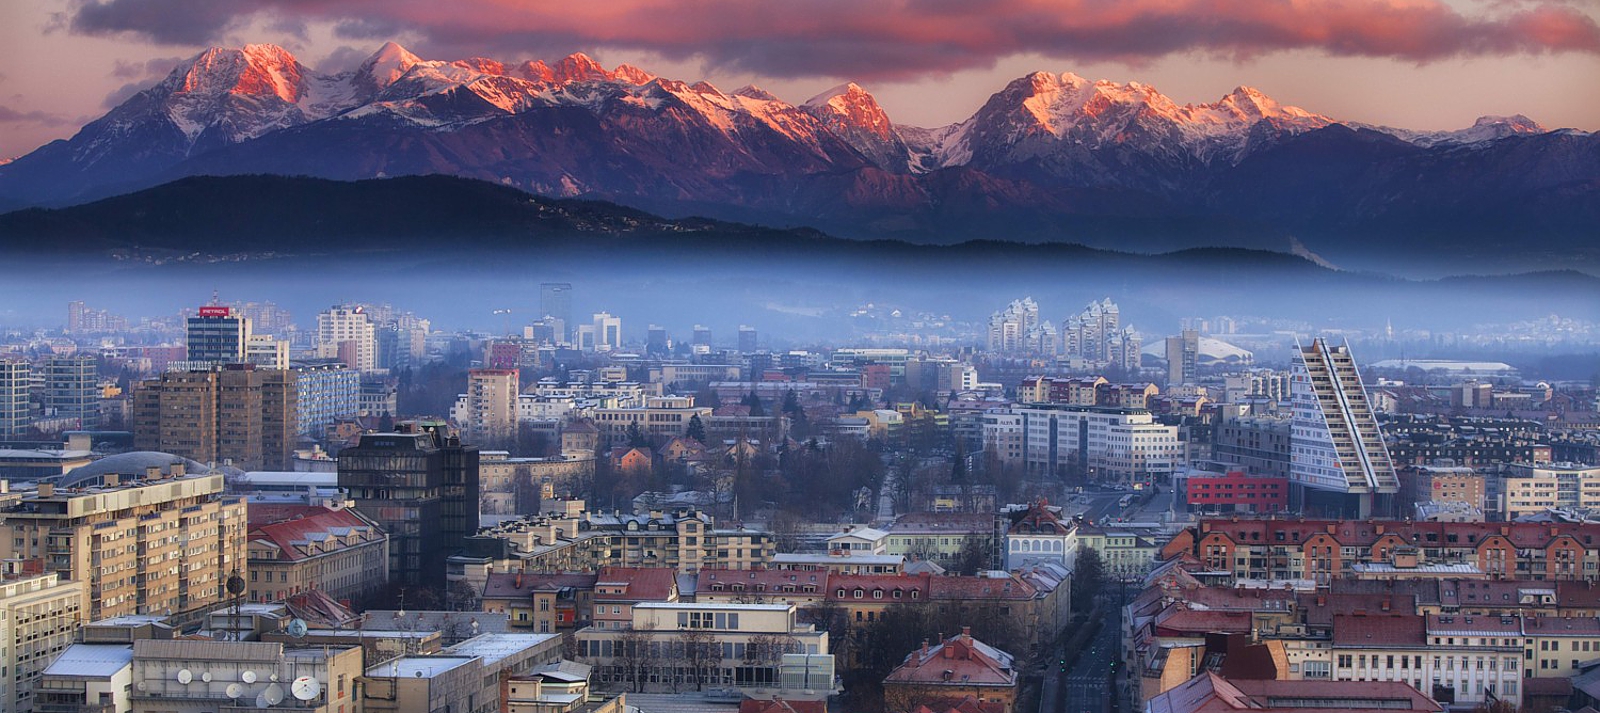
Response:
337,427,480,592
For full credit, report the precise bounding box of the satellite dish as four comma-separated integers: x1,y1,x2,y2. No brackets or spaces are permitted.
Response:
226,683,245,698
136,681,148,692
227,573,247,596
264,683,285,705
242,670,257,683
287,618,308,638
202,672,213,682
255,692,269,709
269,673,279,682
177,669,193,684
291,676,322,701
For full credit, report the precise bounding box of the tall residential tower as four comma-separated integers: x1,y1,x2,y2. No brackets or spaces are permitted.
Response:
1289,338,1399,517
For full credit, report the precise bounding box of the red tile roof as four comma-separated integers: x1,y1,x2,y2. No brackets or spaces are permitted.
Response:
1330,614,1426,647
827,573,932,603
1007,501,1071,535
246,507,381,562
1193,518,1600,552
884,629,1017,688
481,572,598,600
1148,671,1442,713
928,574,1037,602
1153,608,1254,637
594,566,678,602
911,697,1008,713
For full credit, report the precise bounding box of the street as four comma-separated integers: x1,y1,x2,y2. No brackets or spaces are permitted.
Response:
1041,595,1120,713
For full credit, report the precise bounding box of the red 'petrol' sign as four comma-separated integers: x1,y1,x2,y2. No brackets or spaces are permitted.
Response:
198,306,231,317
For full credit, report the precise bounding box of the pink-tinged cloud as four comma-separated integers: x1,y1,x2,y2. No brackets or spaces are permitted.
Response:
65,0,1600,80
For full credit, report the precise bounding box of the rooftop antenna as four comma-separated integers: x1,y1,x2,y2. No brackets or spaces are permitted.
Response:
223,567,246,641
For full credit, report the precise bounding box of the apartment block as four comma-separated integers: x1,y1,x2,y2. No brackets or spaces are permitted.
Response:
0,359,31,436
0,461,246,621
132,366,296,471
0,570,84,713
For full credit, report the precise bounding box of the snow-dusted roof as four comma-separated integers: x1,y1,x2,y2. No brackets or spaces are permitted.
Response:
41,644,132,678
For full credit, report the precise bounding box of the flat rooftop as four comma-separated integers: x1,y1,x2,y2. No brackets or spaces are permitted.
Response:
366,655,476,679
41,644,133,678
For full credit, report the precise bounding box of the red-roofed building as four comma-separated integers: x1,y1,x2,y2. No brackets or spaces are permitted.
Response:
593,566,679,632
697,567,828,608
1146,672,1441,713
245,506,388,605
738,700,827,713
910,698,1007,713
1164,518,1600,582
884,627,1019,713
827,573,933,625
1005,499,1077,571
480,571,598,633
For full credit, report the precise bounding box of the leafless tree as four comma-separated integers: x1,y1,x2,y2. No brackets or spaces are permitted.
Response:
615,623,659,692
679,627,720,691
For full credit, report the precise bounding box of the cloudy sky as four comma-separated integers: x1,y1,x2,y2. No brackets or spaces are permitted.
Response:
1,0,1598,158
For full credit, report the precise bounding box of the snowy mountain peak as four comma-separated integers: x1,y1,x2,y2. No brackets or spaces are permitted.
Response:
167,44,308,103
356,41,423,91
453,57,507,76
515,60,555,83
802,83,892,136
552,53,609,83
802,82,866,107
733,85,778,101
1474,114,1544,132
611,64,656,85
689,80,725,97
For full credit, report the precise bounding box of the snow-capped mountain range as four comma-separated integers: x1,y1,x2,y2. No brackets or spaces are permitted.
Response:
0,42,1593,248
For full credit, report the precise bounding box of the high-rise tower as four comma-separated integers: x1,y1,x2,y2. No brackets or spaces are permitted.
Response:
1290,338,1399,517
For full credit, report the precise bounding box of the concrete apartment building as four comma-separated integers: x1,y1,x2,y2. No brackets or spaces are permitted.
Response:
0,570,84,713
0,359,30,436
1501,462,1600,520
991,404,1181,485
132,366,297,471
40,355,98,429
291,361,360,437
315,304,377,373
246,505,389,605
0,457,246,622
462,369,519,444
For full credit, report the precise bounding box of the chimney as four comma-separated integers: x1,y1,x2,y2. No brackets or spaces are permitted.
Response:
962,626,971,642
146,466,160,480
1382,599,1391,612
171,463,185,477
104,473,118,487
37,483,53,497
